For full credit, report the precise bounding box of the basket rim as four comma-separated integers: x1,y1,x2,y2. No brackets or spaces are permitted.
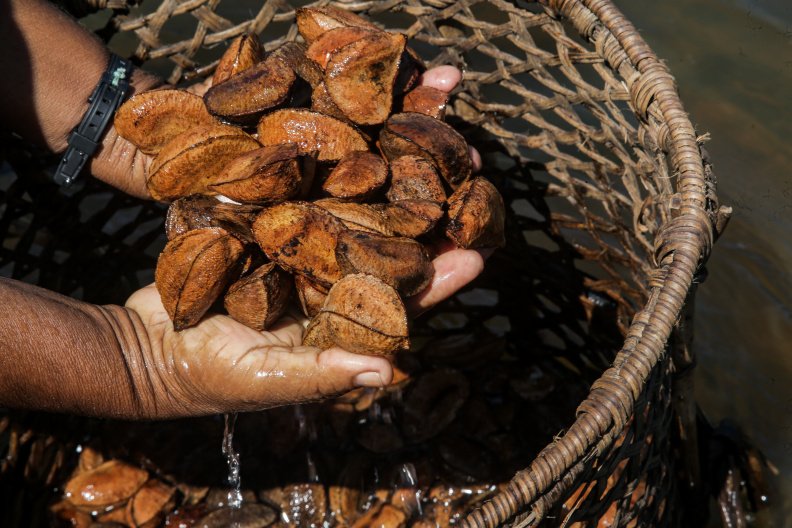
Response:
461,0,723,526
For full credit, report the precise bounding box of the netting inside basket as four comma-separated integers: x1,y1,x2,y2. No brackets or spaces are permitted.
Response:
0,0,713,526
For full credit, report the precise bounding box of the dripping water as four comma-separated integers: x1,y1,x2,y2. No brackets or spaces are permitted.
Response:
222,412,243,510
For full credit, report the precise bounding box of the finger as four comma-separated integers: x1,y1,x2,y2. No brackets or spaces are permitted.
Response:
419,65,462,93
469,145,483,172
406,247,493,317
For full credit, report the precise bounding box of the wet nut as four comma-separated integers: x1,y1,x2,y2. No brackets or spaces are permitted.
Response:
280,483,328,527
148,124,260,201
155,228,246,330
257,109,367,161
373,199,444,238
252,202,346,289
165,195,261,243
198,503,277,528
394,45,426,95
386,155,446,203
380,112,472,187
126,479,176,527
213,33,263,85
304,274,409,356
208,143,304,204
269,41,324,89
114,89,217,155
401,85,449,120
296,6,378,45
322,151,388,201
306,27,379,70
311,82,348,121
325,32,406,125
335,231,434,297
402,370,470,442
64,460,148,510
204,54,296,125
315,199,394,235
445,177,506,249
224,262,293,331
351,502,407,528
294,274,328,318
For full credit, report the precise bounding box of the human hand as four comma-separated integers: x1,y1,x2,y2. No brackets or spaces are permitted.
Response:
91,65,482,198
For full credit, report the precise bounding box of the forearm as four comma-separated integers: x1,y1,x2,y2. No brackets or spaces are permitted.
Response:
0,0,160,197
0,277,167,419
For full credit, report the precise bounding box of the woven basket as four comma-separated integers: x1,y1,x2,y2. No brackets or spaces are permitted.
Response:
0,0,732,526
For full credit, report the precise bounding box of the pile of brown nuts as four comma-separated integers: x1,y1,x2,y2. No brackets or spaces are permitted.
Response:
115,6,505,355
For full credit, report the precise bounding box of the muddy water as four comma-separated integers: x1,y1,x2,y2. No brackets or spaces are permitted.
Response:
618,0,792,525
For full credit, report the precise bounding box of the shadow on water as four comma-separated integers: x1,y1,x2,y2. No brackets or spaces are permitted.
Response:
619,0,792,525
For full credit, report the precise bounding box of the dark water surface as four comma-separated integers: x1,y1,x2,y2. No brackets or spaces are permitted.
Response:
618,0,792,525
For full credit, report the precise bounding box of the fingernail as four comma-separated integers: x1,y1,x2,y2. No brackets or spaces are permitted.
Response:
353,371,386,388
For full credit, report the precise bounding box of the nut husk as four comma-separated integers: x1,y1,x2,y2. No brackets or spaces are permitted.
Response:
257,109,367,161
295,274,328,318
325,32,406,125
322,151,388,201
380,112,472,187
304,274,409,356
224,262,292,330
401,85,449,119
296,6,378,45
148,124,260,201
208,143,303,204
351,503,407,528
269,41,324,88
204,54,296,125
64,460,148,510
155,227,246,330
126,479,176,528
445,177,506,249
306,26,378,69
374,199,444,238
165,195,261,243
314,199,394,235
386,155,446,203
252,201,346,289
336,231,434,297
212,33,263,85
114,89,217,155
311,82,348,121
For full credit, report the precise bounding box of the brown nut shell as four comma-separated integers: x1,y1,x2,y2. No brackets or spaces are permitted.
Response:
252,202,345,289
257,109,367,162
295,274,328,318
336,231,434,297
114,89,217,155
351,503,407,528
155,227,245,330
402,370,470,442
208,143,302,204
64,460,148,510
325,32,406,125
126,479,176,528
212,33,262,85
269,41,324,88
304,274,409,356
322,151,388,201
314,199,394,235
165,195,261,243
148,125,260,201
311,82,348,121
374,199,444,238
401,85,449,119
386,155,446,203
380,112,472,187
204,54,296,125
306,26,378,69
445,177,506,249
394,45,426,95
296,6,378,44
224,262,292,331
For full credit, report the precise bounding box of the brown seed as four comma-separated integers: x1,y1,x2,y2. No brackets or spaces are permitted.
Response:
294,274,328,318
126,479,176,527
374,199,444,238
50,499,92,527
386,155,446,203
296,6,378,45
204,54,296,125
155,228,245,330
114,89,217,155
326,32,406,125
198,503,277,528
213,33,263,85
445,177,506,249
252,202,346,289
64,460,148,510
257,109,367,162
329,457,370,526
165,195,261,243
336,231,434,297
351,502,407,528
280,483,327,528
311,82,348,122
322,151,388,201
207,143,303,204
394,46,426,95
224,263,292,331
269,41,324,88
314,199,393,235
148,124,260,201
306,26,378,69
380,112,471,187
304,274,409,356
401,85,449,119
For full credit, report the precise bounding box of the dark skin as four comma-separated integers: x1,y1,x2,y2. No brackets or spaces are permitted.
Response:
0,0,488,419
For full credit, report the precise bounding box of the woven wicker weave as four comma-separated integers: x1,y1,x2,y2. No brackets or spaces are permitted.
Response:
0,0,732,526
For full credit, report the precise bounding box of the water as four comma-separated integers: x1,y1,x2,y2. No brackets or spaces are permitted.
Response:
222,412,243,510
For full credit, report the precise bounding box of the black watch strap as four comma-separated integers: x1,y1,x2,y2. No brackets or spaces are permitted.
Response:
54,54,133,187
